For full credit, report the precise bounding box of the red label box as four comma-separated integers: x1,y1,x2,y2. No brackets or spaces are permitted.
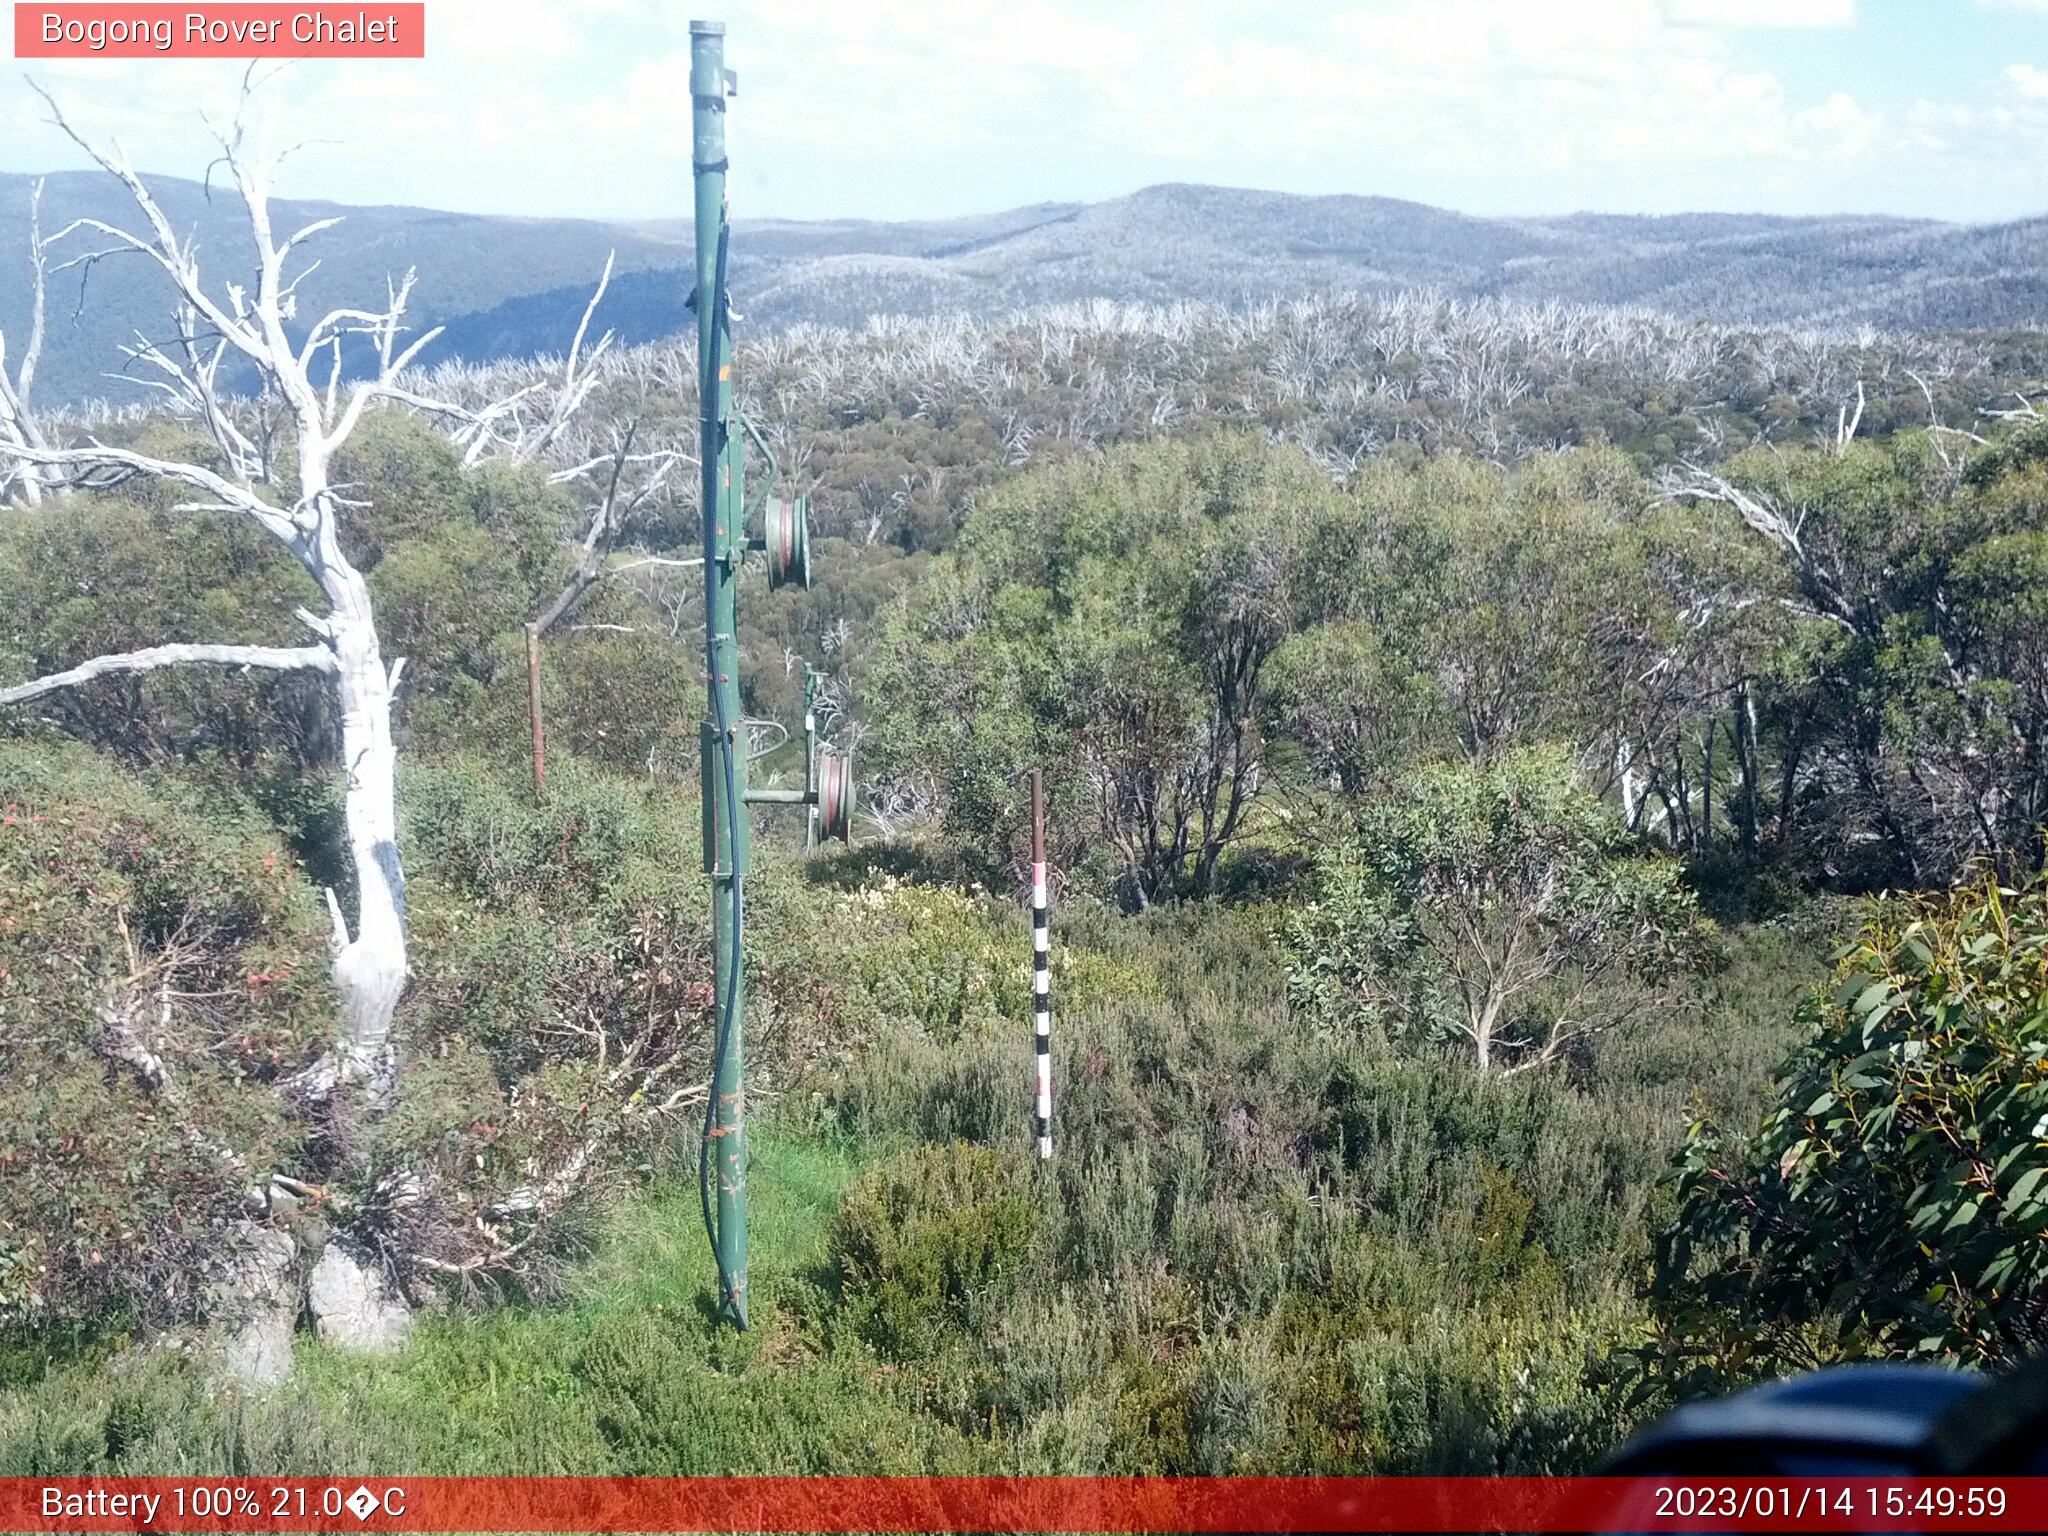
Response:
2,1476,2047,1533
14,4,425,58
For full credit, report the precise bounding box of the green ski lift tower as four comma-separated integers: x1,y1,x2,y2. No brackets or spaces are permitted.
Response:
691,18,854,1330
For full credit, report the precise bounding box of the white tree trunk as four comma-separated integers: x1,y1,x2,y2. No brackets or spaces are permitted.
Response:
1616,741,1645,832
0,178,56,507
329,589,408,1084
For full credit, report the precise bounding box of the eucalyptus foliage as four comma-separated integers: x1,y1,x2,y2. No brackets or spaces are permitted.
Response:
867,434,1342,906
1643,872,2048,1395
1284,750,1707,1073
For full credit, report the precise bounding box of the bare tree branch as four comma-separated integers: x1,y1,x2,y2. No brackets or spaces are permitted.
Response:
1,440,303,542
0,642,336,706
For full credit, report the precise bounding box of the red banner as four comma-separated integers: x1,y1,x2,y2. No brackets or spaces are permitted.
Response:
13,5,424,58
0,1476,2042,1532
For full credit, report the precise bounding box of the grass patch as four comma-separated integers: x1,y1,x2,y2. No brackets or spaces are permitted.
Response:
0,1124,920,1476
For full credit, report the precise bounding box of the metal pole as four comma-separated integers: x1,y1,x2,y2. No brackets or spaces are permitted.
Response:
692,17,747,1329
1030,770,1052,1160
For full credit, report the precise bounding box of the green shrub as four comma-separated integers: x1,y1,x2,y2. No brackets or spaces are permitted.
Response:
0,743,330,1343
574,1311,984,1474
1638,873,2048,1398
381,758,719,1290
815,878,1026,1040
0,484,327,771
1283,748,1708,1073
1107,1353,1195,1473
401,756,671,909
827,1143,1041,1359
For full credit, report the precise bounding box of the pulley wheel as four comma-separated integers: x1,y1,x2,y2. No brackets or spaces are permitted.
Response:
764,495,811,591
816,748,855,843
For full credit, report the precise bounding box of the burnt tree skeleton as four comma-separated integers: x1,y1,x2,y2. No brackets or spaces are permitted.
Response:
0,84,690,1352
0,84,603,1100
0,179,61,504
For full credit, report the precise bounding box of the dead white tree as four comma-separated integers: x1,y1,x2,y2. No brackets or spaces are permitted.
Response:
0,84,497,1102
437,252,617,469
1661,461,1861,633
1832,379,1865,454
0,178,61,505
1984,390,2045,426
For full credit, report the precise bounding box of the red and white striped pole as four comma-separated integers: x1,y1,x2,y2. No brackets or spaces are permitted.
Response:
1029,768,1053,1161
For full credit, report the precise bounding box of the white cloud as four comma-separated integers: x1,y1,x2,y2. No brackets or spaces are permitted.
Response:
710,0,1899,216
1793,90,1881,160
0,0,2042,222
1666,0,1856,26
1895,59,2048,212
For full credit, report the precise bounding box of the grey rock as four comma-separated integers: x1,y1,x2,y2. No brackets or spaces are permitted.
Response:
306,1237,413,1354
216,1223,299,1389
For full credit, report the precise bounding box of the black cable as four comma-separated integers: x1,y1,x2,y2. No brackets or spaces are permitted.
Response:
698,214,746,1329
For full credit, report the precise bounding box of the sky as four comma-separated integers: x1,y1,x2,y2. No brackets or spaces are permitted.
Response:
5,0,2048,225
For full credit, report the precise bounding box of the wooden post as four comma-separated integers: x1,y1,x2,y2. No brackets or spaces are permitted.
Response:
1030,769,1052,1161
805,669,819,854
525,625,546,799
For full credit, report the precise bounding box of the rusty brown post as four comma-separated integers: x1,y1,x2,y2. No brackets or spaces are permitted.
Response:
525,626,546,798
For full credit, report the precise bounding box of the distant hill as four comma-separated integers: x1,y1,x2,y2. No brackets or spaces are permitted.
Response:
3,174,2042,407
0,170,694,405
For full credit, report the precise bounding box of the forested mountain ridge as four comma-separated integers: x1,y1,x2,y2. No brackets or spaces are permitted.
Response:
6,172,2045,406
0,170,690,404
